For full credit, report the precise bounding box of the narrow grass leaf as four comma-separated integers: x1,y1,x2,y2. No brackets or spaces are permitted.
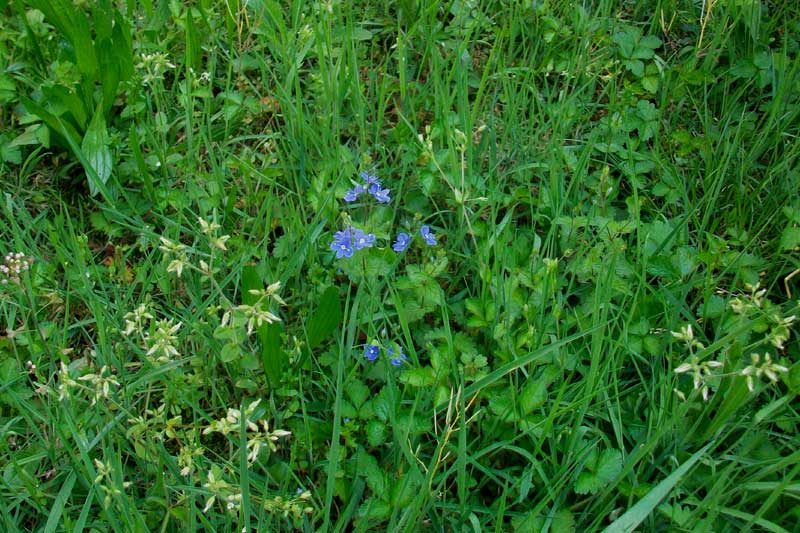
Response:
43,471,76,533
602,442,713,533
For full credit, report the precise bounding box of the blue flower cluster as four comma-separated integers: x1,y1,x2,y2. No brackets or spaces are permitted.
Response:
330,171,438,259
344,172,391,204
364,343,407,366
330,227,376,259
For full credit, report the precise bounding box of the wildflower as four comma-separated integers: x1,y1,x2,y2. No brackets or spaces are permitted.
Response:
741,353,789,392
145,319,182,363
198,217,221,234
674,356,722,401
211,235,230,251
369,183,391,203
77,366,120,405
669,324,704,349
360,172,381,186
352,228,376,250
343,184,366,203
0,252,33,285
56,362,78,401
233,303,281,336
392,232,411,252
123,304,153,337
420,225,437,246
388,346,407,366
330,228,354,259
364,344,380,361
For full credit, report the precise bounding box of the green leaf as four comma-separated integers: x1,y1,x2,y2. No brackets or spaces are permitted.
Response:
596,449,623,483
31,0,98,80
520,379,548,414
346,380,370,408
97,38,120,116
365,419,386,447
642,75,659,93
780,227,800,251
575,448,623,495
552,509,576,533
488,389,516,422
399,367,436,387
306,286,342,349
220,342,242,363
81,104,112,197
625,59,645,78
357,451,386,493
0,140,21,164
639,35,662,50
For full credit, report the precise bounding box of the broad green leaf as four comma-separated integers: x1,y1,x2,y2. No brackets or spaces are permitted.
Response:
639,35,662,50
112,11,134,81
625,59,645,78
399,367,436,387
576,448,622,495
81,104,112,197
780,227,800,251
520,379,548,414
365,419,386,447
488,389,516,422
220,342,242,363
346,380,370,408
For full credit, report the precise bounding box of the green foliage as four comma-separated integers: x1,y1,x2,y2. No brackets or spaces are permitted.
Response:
1,0,800,531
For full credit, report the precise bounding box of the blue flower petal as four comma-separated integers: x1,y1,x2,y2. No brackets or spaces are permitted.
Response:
420,225,437,246
392,232,411,252
364,344,380,361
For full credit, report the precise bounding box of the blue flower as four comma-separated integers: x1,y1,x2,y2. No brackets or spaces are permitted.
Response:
360,172,381,187
368,183,391,203
388,346,407,366
330,228,354,259
392,232,411,252
364,344,380,361
343,184,366,203
420,225,437,246
352,228,376,250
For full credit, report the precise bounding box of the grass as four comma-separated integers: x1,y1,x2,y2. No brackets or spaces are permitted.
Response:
1,0,800,531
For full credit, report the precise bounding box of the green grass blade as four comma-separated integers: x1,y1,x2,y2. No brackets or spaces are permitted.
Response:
602,443,714,533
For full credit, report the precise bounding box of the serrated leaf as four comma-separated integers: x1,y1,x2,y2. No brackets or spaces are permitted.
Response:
575,448,622,495
625,59,644,78
596,449,623,483
780,227,800,251
639,35,662,50
399,367,436,387
642,75,659,93
347,380,370,408
488,390,516,422
365,419,386,447
520,379,548,414
575,471,604,494
552,509,576,533
357,451,386,494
